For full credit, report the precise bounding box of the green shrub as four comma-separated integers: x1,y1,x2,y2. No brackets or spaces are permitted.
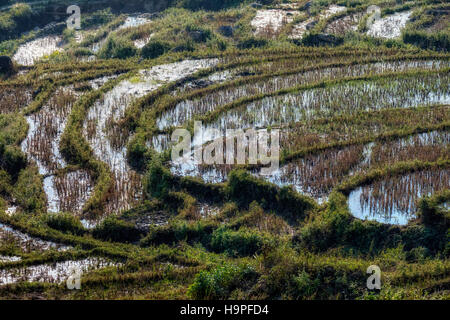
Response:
227,169,315,221
176,0,245,11
403,30,449,52
93,216,142,243
186,25,212,43
13,166,46,213
141,220,215,246
144,160,174,199
0,169,11,195
293,271,320,299
418,196,449,229
141,40,171,59
98,36,137,59
0,145,27,177
237,37,268,49
10,3,32,21
45,213,85,235
81,9,115,29
210,226,267,257
188,263,257,299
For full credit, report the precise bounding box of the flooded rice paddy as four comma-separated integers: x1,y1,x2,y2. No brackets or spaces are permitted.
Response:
348,169,449,225
0,223,70,253
157,60,449,131
83,59,219,214
200,73,448,132
0,258,117,286
367,11,412,39
13,36,64,66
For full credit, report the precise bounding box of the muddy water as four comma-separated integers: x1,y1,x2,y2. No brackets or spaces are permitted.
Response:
348,169,449,225
83,59,219,215
0,258,117,286
13,36,63,66
157,60,449,131
367,11,412,39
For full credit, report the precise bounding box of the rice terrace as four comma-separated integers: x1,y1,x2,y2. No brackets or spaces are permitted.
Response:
0,0,448,302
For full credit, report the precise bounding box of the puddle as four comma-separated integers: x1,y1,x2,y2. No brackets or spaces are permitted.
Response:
348,169,449,225
438,202,449,211
149,134,171,153
367,11,412,39
0,223,70,253
90,15,151,53
118,16,150,30
80,219,100,230
5,206,18,216
156,60,449,130
91,39,107,54
13,36,64,66
198,203,220,218
83,59,219,214
134,34,153,49
0,258,117,286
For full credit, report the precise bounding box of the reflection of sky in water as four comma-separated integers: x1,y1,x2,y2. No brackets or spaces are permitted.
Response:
348,170,449,225
348,187,412,225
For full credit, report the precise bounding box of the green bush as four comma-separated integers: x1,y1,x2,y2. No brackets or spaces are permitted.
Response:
188,263,257,299
237,37,268,49
403,30,449,52
93,216,142,243
186,25,212,43
98,36,137,59
13,166,46,213
417,196,449,229
227,169,315,221
10,3,32,22
45,213,85,235
141,220,215,246
0,145,27,178
210,226,266,257
81,9,115,29
144,160,174,199
0,169,11,196
176,0,245,11
141,40,171,59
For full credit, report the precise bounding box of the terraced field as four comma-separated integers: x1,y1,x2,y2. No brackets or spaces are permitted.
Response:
0,0,448,300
